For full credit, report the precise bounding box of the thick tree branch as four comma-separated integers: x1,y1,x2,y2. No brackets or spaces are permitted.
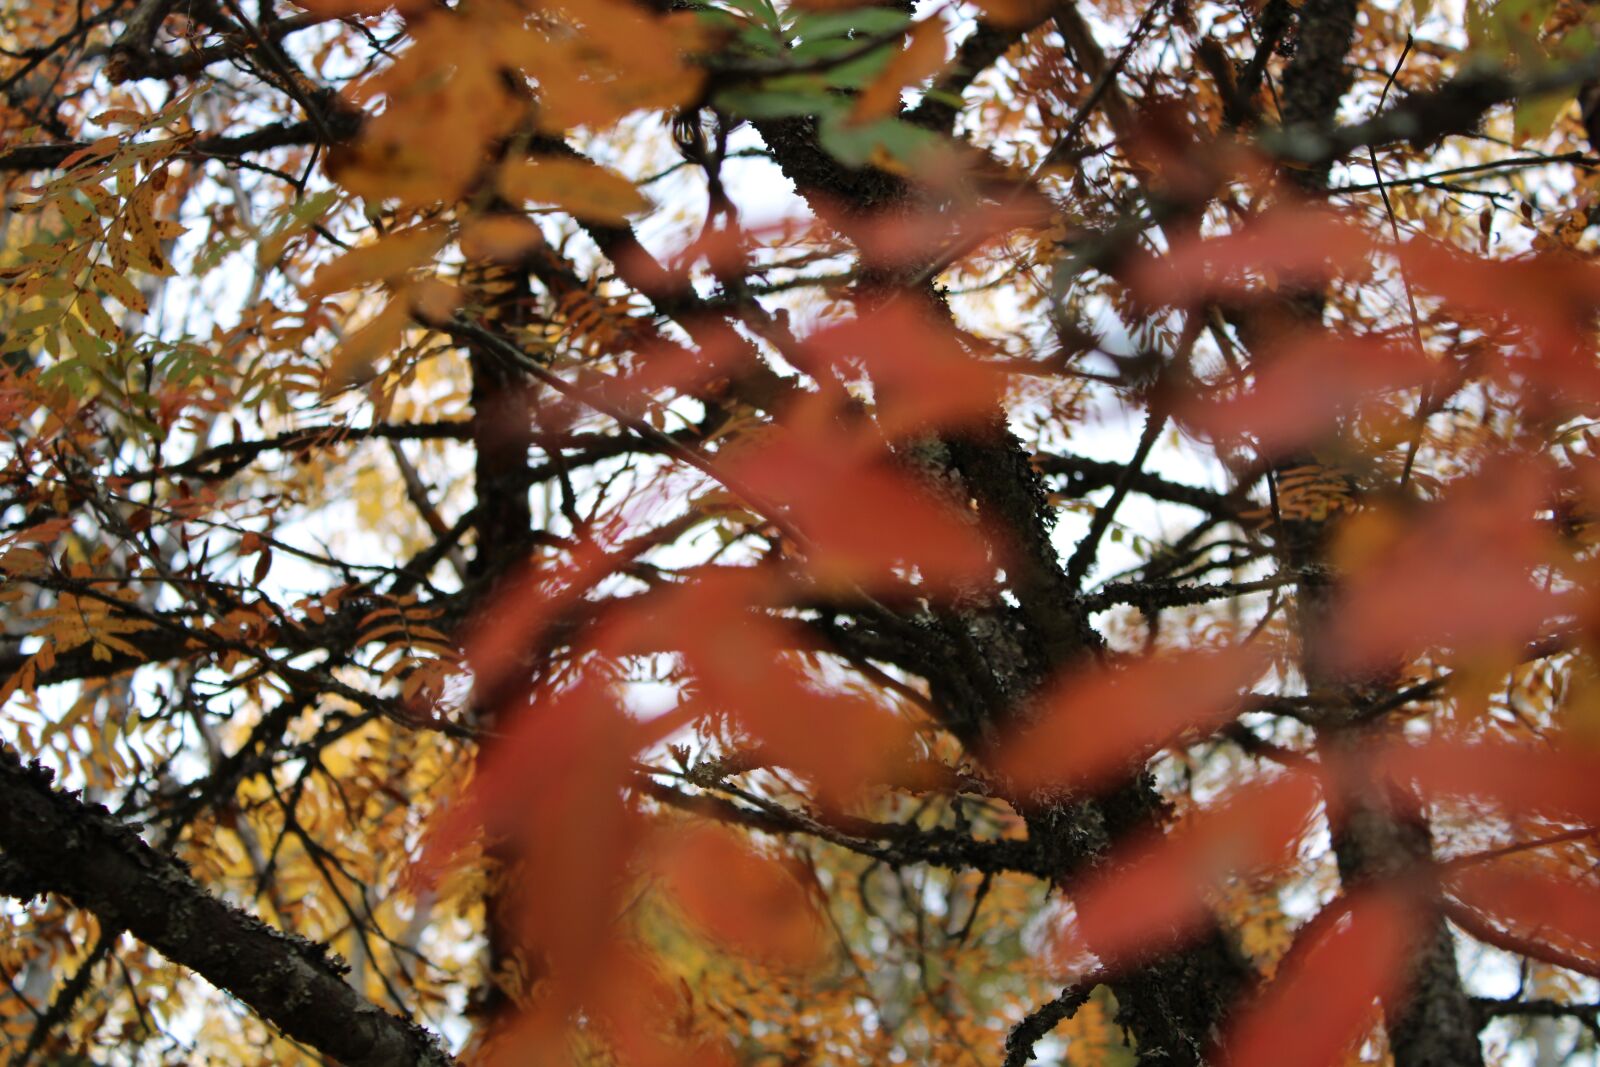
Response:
0,744,456,1067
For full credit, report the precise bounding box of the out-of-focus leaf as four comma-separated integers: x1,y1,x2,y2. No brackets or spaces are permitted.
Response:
498,158,651,225
656,824,826,970
1127,208,1375,306
1325,455,1566,671
995,647,1268,794
1182,332,1449,457
308,225,448,297
1057,772,1324,968
1220,886,1423,1067
1377,738,1600,827
848,19,948,124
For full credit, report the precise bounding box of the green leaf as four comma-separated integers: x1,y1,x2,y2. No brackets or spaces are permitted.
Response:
817,112,939,167
1513,90,1571,143
713,87,842,119
789,8,910,41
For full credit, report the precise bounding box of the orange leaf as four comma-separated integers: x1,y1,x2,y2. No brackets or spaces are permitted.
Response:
405,278,462,325
461,214,546,263
327,297,410,384
850,19,949,124
995,646,1268,794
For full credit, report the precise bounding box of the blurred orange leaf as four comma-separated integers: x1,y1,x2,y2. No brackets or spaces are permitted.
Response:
462,215,546,262
308,225,448,297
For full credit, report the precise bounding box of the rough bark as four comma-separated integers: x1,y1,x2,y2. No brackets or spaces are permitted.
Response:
465,261,542,1029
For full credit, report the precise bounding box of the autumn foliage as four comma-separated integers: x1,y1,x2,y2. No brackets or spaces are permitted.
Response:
6,0,1600,1065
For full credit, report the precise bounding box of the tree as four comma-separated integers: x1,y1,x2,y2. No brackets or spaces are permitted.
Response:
3,0,1600,1062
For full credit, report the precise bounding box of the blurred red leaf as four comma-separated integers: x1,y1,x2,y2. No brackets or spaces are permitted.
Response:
1325,456,1566,672
1446,863,1600,963
455,535,624,710
1399,240,1600,402
796,303,1003,436
595,326,749,416
605,570,916,798
656,824,826,970
1182,332,1447,457
415,670,681,997
1219,885,1423,1067
1128,207,1374,306
1058,771,1323,968
1377,738,1600,827
995,646,1268,794
813,196,1052,269
721,406,995,590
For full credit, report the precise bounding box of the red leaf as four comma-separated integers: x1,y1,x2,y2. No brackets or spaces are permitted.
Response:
1324,456,1566,672
721,406,996,590
415,670,677,993
1377,738,1600,827
605,571,916,798
1128,207,1374,306
456,535,623,709
1182,332,1447,457
1399,240,1600,402
1220,886,1423,1067
1058,771,1323,968
796,303,1002,435
995,646,1268,794
656,825,825,970
1446,863,1600,962
814,196,1053,270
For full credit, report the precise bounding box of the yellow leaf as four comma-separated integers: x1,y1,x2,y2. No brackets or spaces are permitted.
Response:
406,279,463,325
850,19,949,125
91,264,149,315
77,292,123,345
328,298,411,384
497,158,650,225
309,225,449,297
